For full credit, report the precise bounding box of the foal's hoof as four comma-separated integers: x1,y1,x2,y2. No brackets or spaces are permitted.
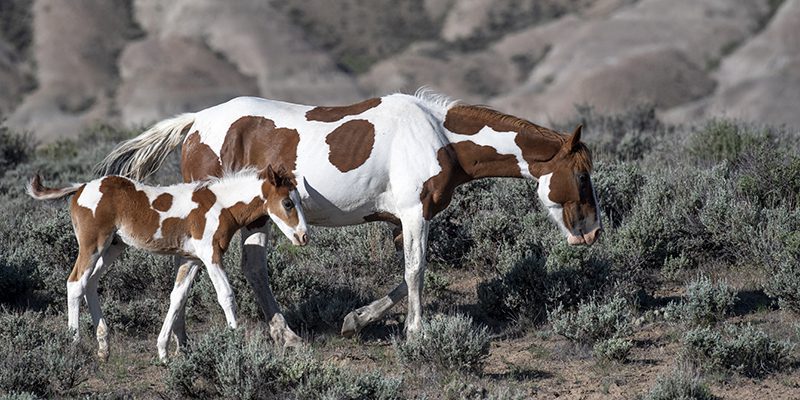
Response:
341,311,361,338
97,350,109,362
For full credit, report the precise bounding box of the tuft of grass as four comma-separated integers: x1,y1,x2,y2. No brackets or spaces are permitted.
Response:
394,313,491,374
549,294,633,346
167,326,402,399
664,276,737,327
593,337,634,362
641,365,716,400
0,310,94,398
682,324,794,377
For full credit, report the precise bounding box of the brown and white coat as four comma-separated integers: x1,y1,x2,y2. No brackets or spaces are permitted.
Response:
27,167,307,360
98,90,602,353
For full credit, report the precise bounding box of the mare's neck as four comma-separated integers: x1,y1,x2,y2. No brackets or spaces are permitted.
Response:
442,105,566,180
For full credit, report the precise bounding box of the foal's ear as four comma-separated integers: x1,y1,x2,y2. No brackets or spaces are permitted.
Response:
567,124,583,152
266,165,279,187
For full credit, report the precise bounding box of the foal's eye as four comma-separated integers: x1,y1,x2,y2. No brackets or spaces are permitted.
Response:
282,198,294,210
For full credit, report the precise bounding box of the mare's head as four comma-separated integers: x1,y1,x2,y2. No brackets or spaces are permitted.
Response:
262,165,308,246
536,125,602,245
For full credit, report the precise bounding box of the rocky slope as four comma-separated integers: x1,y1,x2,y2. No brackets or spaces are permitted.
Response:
0,0,797,141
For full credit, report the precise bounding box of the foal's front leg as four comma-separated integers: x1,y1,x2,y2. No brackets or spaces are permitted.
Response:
201,257,238,330
157,259,201,361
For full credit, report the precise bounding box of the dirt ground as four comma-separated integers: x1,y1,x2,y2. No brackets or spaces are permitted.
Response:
78,272,799,399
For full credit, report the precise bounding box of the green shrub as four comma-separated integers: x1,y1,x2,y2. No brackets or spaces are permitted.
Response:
757,209,800,313
442,379,526,400
394,313,490,374
0,125,34,176
549,294,633,345
102,298,164,336
641,365,715,400
688,119,769,164
0,310,94,397
167,326,402,399
664,276,737,327
569,104,664,162
592,337,634,362
683,324,794,377
0,392,40,400
478,246,613,322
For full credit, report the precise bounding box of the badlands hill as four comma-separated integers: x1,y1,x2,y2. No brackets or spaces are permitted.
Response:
1,0,798,141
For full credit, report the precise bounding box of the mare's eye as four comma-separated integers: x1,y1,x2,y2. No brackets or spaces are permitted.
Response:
282,198,295,210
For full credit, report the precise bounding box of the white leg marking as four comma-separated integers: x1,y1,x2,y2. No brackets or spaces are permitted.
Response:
400,211,430,337
157,261,200,361
85,243,125,360
204,260,238,329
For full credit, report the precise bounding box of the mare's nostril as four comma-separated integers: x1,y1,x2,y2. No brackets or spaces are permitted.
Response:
294,232,308,245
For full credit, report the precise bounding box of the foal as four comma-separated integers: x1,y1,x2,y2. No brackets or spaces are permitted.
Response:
27,166,308,360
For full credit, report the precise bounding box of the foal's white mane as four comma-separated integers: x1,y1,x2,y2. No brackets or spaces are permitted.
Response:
198,167,263,191
413,87,460,112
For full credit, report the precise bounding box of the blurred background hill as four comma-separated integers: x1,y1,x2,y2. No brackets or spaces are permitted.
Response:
1,0,798,141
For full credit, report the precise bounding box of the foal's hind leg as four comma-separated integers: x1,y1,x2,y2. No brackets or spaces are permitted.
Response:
84,240,126,361
67,245,102,341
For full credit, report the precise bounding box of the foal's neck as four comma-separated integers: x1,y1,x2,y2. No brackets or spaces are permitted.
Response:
201,175,269,227
442,105,566,179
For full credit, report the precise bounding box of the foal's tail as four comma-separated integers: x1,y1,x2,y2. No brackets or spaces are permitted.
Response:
94,113,196,180
27,174,82,200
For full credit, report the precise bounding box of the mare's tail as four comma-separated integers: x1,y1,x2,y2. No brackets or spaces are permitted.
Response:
94,113,196,180
27,174,82,200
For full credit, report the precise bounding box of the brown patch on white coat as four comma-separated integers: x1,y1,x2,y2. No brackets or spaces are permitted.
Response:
305,97,382,122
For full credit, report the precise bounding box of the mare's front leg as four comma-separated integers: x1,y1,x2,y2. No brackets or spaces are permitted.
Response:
84,241,126,361
398,212,430,337
240,220,302,347
340,214,430,338
341,223,408,337
157,258,201,361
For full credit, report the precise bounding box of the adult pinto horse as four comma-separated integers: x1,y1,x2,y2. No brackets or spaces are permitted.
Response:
97,91,601,354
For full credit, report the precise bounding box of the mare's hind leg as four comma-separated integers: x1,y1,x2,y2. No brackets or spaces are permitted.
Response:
84,239,126,361
342,223,408,337
241,220,302,347
157,259,200,361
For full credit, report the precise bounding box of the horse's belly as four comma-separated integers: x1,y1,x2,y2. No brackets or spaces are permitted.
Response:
295,173,394,227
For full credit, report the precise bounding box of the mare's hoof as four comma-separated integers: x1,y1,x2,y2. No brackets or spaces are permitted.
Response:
97,350,109,362
283,331,304,348
341,311,360,338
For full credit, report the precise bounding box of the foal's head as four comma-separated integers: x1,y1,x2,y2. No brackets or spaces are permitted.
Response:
262,165,308,246
537,125,602,245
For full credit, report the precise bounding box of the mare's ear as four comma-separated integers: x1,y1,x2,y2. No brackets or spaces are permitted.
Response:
266,165,279,187
567,124,583,152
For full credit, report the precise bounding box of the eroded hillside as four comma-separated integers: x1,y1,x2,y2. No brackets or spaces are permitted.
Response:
1,0,798,141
